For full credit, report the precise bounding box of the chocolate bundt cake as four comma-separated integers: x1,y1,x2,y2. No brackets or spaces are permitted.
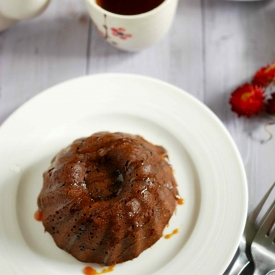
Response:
37,132,179,265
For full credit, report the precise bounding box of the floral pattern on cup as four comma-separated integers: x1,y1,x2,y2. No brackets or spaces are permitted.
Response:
111,28,132,40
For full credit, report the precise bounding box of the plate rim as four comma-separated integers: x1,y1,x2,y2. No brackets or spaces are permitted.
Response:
0,73,248,275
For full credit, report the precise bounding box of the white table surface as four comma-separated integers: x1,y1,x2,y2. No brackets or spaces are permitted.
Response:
0,0,275,274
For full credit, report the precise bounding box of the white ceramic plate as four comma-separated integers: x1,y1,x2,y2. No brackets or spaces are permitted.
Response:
0,74,247,275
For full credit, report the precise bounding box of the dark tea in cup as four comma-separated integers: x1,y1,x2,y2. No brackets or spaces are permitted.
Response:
96,0,165,15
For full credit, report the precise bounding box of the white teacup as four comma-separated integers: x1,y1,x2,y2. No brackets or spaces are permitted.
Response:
0,10,17,32
84,0,178,51
0,0,50,32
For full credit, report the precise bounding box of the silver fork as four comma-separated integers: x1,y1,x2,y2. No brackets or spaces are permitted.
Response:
228,182,275,275
250,203,275,275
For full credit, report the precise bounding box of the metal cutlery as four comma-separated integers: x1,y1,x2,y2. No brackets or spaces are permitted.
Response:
250,203,275,275
228,182,275,275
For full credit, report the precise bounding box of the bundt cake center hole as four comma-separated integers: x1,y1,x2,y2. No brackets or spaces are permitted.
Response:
85,164,124,201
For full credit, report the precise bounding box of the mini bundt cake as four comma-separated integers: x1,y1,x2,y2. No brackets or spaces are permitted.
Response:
37,132,179,265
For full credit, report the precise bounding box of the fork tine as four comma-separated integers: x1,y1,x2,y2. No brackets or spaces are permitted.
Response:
258,204,275,236
257,198,275,232
269,224,275,241
245,182,275,242
247,182,275,227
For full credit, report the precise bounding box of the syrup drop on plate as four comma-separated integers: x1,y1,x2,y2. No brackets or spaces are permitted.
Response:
164,229,179,239
83,265,114,275
177,197,184,205
34,210,43,221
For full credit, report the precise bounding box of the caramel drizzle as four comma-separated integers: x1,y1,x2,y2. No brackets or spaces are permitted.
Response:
83,265,114,275
164,229,179,239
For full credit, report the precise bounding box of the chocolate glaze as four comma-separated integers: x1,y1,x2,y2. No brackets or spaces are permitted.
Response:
38,132,179,265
